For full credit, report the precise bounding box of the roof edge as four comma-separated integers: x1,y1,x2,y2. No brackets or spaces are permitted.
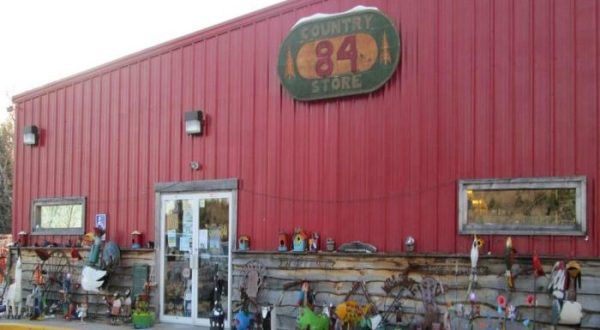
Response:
13,0,325,104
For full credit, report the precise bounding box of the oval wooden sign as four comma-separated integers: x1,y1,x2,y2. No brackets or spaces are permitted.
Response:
278,6,401,101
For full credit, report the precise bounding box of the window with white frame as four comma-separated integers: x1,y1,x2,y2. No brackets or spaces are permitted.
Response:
458,177,586,236
31,197,86,235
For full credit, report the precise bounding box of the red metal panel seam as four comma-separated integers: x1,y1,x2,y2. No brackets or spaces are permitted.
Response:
82,81,91,231
106,69,115,241
166,47,173,181
127,62,138,235
65,86,73,197
529,0,535,251
118,66,129,240
134,58,148,237
58,88,66,197
176,48,184,182
164,51,172,182
40,94,49,198
29,99,39,237
149,55,162,232
50,90,59,241
189,44,196,183
597,0,600,256
116,69,123,234
74,83,82,199
13,102,24,234
571,0,577,255
451,0,458,252
472,0,478,180
102,74,111,232
435,0,441,252
510,0,516,176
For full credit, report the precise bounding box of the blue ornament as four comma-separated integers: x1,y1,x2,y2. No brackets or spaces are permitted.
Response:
234,310,254,330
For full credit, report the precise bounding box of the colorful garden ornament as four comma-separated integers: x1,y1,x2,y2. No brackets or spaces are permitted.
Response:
549,260,583,325
504,237,516,290
467,235,483,296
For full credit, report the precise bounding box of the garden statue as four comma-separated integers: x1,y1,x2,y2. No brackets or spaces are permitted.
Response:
121,289,132,322
81,227,121,293
76,300,88,322
6,256,23,319
105,292,122,325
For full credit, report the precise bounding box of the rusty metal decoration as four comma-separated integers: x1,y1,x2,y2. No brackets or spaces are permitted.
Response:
337,241,377,253
381,274,416,327
239,260,266,307
344,281,374,306
411,277,445,329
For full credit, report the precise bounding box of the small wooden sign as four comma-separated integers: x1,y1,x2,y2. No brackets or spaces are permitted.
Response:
278,6,401,101
132,264,149,299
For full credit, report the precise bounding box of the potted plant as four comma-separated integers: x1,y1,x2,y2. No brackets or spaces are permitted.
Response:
132,282,156,329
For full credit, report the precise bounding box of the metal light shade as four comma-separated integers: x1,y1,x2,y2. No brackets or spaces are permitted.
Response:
184,111,203,135
23,125,39,146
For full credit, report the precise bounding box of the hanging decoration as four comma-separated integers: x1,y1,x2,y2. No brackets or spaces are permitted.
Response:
504,237,516,290
466,234,483,295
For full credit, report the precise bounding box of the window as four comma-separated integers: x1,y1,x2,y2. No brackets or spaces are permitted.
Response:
31,197,86,235
458,177,586,236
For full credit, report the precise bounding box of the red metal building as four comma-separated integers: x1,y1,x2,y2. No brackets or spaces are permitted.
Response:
12,0,600,258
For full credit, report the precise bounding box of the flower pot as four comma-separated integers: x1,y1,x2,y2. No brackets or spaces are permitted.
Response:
132,312,155,329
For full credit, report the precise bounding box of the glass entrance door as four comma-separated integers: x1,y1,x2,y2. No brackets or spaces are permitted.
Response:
160,192,233,326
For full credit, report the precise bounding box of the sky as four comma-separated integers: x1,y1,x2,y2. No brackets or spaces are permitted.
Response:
0,0,285,122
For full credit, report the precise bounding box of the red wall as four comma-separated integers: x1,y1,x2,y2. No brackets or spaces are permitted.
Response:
12,0,600,257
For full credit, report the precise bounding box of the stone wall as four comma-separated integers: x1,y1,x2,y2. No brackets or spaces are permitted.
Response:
5,247,156,320
232,252,600,329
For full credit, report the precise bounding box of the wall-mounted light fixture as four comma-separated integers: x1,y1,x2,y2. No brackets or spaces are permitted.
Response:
184,111,204,135
23,125,39,146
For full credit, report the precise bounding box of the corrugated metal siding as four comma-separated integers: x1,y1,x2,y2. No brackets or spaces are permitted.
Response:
11,0,600,256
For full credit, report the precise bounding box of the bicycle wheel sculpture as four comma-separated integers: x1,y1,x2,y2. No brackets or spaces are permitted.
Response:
32,249,72,312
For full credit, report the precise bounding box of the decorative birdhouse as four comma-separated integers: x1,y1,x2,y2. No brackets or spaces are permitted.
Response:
131,230,143,249
238,235,250,251
293,228,308,252
308,232,320,252
277,232,289,252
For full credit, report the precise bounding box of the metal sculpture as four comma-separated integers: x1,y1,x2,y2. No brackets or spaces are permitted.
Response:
381,274,416,328
81,227,120,293
412,277,445,329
